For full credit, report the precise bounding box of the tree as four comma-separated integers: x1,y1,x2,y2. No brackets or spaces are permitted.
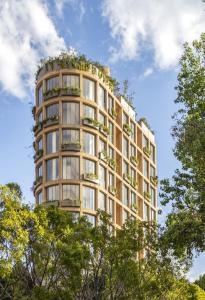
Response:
160,33,205,259
195,274,205,291
5,182,22,199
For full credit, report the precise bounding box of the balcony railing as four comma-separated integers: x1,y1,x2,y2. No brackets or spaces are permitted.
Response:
123,123,133,136
61,198,80,207
43,115,59,128
83,173,99,184
109,186,117,196
143,146,151,158
43,87,80,100
99,151,116,170
82,117,100,129
123,173,138,189
144,191,151,201
150,176,158,186
130,156,139,167
61,142,81,152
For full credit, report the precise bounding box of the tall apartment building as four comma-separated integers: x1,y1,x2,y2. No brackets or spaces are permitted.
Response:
33,54,157,227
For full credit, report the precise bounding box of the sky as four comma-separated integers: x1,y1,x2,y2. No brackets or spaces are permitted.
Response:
0,0,204,280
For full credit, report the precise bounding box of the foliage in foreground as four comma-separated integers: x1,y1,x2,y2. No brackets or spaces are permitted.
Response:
0,185,196,300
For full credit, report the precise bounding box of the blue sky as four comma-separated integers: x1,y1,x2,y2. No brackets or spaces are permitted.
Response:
0,0,205,280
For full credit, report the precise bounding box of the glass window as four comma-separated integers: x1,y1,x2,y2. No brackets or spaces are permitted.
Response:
84,159,95,174
108,121,114,143
63,102,79,124
84,214,96,226
109,172,114,187
123,113,128,124
143,159,149,178
122,185,129,206
123,210,128,223
99,165,106,188
37,111,43,123
46,158,59,180
37,138,43,150
108,96,114,112
62,157,79,179
144,203,149,221
46,131,59,154
143,136,149,148
83,132,95,156
83,186,95,210
62,75,80,88
131,192,136,209
46,76,59,91
63,184,79,201
130,144,136,157
46,103,59,118
99,112,105,125
46,185,59,201
83,78,95,101
144,180,149,193
37,191,42,205
151,209,156,222
108,147,114,159
123,137,128,158
37,85,43,106
37,164,42,178
150,187,156,206
150,165,155,178
99,139,106,153
99,192,106,210
150,144,155,162
130,121,135,141
109,198,114,220
130,168,136,181
83,104,95,118
98,85,106,109
62,129,79,143
123,161,129,174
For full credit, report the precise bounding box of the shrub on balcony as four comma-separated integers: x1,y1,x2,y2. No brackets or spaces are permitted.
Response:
99,124,110,135
43,115,59,127
82,117,100,128
61,141,81,151
123,123,133,136
84,173,99,184
150,176,158,186
144,191,151,201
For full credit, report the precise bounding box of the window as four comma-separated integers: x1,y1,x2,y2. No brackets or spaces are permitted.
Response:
144,203,149,221
123,112,128,124
144,180,149,193
46,158,59,180
130,121,135,141
108,121,114,143
37,191,42,205
150,187,156,206
150,165,155,178
99,165,106,188
83,78,95,101
62,157,79,179
46,185,59,201
150,144,155,162
37,138,43,151
37,111,43,123
98,85,106,109
46,103,59,118
143,159,149,178
123,161,129,174
83,186,95,209
130,144,136,157
99,139,106,153
108,96,114,112
62,75,79,88
109,198,114,220
143,136,149,148
131,192,136,209
46,131,59,154
63,102,79,124
109,172,114,187
63,184,79,201
130,168,136,181
122,185,129,206
62,129,79,143
99,112,105,125
151,209,156,222
108,146,114,159
84,159,95,174
123,137,129,158
83,104,95,118
83,132,95,156
46,76,59,91
37,164,42,178
37,85,43,106
99,192,106,210
84,214,96,226
123,210,129,223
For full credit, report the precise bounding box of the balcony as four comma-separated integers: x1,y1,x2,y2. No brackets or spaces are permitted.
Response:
123,173,138,189
61,142,81,152
33,176,43,190
44,200,59,207
61,198,80,207
43,115,59,128
99,151,116,170
150,176,158,186
83,173,99,184
130,156,139,167
99,124,110,137
108,108,117,119
123,123,133,136
82,117,100,129
144,191,151,201
143,146,151,158
109,186,117,196
34,149,43,162
43,87,81,101
33,122,43,135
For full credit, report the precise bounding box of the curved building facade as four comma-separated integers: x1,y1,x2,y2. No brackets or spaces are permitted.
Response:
33,57,157,227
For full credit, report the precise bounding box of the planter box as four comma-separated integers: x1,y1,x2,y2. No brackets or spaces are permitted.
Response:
82,118,99,129
99,127,109,137
143,147,151,158
60,89,80,97
99,151,108,163
108,108,117,119
61,143,81,151
83,173,99,184
144,192,151,201
130,156,139,167
109,186,117,196
44,90,60,101
61,198,80,207
150,176,158,186
109,160,116,170
44,117,59,128
123,124,132,136
44,200,59,208
33,123,43,135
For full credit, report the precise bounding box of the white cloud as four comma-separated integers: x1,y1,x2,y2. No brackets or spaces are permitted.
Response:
101,0,205,69
55,0,85,21
142,68,153,78
0,0,66,100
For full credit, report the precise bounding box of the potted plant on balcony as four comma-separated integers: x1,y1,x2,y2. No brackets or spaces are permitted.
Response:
99,124,110,136
143,146,151,158
123,123,133,136
130,156,139,166
43,87,61,100
144,191,151,201
83,173,99,184
150,176,158,186
61,141,81,151
60,86,81,96
43,114,59,127
109,158,116,170
99,150,109,163
109,186,117,196
82,117,100,129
